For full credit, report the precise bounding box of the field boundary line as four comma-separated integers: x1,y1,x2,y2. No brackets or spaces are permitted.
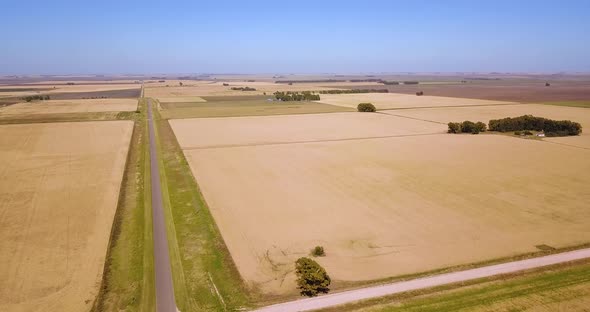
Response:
252,248,590,312
181,132,444,150
376,111,447,125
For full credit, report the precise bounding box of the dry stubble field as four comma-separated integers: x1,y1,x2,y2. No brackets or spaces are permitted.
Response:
170,112,590,296
316,93,519,110
0,121,133,312
0,98,138,115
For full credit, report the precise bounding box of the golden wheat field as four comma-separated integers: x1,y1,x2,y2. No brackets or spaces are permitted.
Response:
0,98,138,115
172,113,590,295
0,121,133,312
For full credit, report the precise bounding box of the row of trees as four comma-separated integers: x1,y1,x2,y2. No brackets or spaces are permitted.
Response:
231,87,257,91
318,89,389,94
276,79,346,84
488,115,582,136
21,95,50,102
274,91,320,101
448,121,487,134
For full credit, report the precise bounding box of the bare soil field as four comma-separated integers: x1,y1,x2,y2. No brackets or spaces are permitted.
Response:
0,98,138,115
337,81,590,103
316,93,517,110
172,114,590,296
170,112,444,148
0,121,133,312
383,104,590,149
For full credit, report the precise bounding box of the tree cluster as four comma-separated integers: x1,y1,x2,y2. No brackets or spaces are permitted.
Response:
403,81,419,84
274,91,320,101
382,81,400,85
488,115,582,136
21,95,50,102
295,257,331,297
231,87,257,91
416,91,424,96
447,121,487,134
357,103,376,112
276,79,346,84
319,89,388,94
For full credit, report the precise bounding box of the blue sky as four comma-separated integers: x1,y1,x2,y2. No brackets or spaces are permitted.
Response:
1,0,589,74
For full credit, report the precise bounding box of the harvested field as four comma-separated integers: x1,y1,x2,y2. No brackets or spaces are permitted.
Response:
0,84,141,98
0,121,134,312
160,96,352,119
157,96,205,103
316,93,517,110
383,104,590,149
0,98,138,115
173,115,590,296
170,112,444,148
144,81,341,98
336,81,590,103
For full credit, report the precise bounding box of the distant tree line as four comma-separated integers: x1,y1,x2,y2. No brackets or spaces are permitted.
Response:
275,79,347,84
21,95,50,102
231,87,257,91
448,121,487,134
274,91,320,101
318,89,389,94
489,115,582,136
403,81,419,85
382,81,400,85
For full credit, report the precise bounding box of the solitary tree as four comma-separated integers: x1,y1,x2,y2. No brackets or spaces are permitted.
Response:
357,103,376,112
295,257,331,297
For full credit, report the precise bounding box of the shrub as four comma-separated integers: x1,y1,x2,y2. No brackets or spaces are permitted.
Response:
295,257,331,297
514,131,522,135
475,121,487,132
416,91,424,96
524,130,533,135
357,103,376,112
447,122,462,133
311,246,325,257
461,121,477,133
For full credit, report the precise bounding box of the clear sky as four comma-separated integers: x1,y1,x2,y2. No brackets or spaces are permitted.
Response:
1,0,589,74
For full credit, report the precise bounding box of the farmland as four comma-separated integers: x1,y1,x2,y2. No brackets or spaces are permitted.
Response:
316,93,517,110
171,112,590,296
0,121,133,311
0,98,138,115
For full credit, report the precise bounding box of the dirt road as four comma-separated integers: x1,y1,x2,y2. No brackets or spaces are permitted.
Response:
148,99,178,312
253,248,590,312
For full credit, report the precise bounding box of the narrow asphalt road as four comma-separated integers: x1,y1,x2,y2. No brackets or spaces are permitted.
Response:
147,100,178,312
253,248,590,312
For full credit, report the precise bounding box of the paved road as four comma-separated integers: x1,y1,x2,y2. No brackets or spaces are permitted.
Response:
147,100,178,312
253,248,590,312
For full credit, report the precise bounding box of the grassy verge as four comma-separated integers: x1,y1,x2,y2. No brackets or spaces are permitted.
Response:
92,99,155,312
152,102,253,311
0,110,137,124
322,260,590,312
541,101,590,108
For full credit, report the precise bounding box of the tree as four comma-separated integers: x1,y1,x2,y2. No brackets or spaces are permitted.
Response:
447,122,462,133
357,103,376,112
179,82,183,86
295,257,331,297
311,246,325,257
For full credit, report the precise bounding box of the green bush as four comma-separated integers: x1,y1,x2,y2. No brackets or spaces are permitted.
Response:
514,131,522,135
295,257,331,297
311,246,325,257
447,122,462,133
357,103,376,112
